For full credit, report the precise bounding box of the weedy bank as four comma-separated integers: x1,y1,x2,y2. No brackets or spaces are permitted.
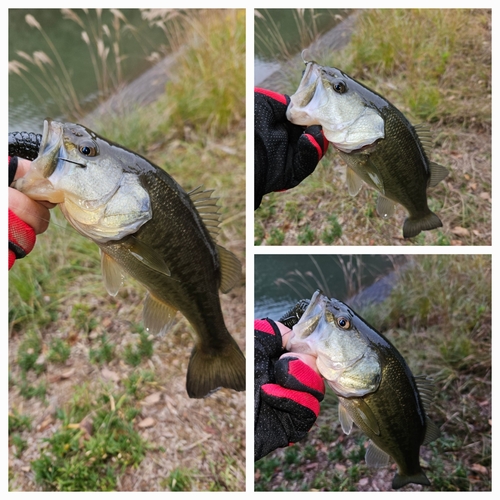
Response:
9,9,245,492
255,9,491,246
255,254,491,491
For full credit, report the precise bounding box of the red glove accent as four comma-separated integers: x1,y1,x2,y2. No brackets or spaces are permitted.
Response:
9,208,36,269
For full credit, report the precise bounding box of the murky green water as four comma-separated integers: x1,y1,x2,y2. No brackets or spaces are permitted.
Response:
254,8,346,85
254,254,399,320
9,9,166,133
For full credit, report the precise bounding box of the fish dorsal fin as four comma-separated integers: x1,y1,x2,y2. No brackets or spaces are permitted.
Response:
100,250,124,296
414,375,436,412
423,416,441,445
346,167,363,196
414,123,433,156
217,244,242,293
143,292,177,336
338,401,354,435
189,186,221,241
126,238,171,277
376,195,395,219
413,124,449,187
365,441,391,468
428,162,449,187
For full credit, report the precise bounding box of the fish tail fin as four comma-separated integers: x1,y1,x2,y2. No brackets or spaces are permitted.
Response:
392,470,430,490
186,334,246,398
403,211,442,238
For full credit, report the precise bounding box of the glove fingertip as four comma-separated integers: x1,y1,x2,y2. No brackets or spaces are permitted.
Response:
301,130,328,160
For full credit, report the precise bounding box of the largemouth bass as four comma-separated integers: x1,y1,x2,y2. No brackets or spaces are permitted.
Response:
286,60,449,239
286,290,440,489
12,119,246,399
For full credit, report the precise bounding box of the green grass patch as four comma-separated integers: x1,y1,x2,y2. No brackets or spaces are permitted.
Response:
31,383,149,491
89,334,116,365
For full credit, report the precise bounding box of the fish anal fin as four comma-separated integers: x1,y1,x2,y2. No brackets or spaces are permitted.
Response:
217,245,242,293
365,441,390,468
101,250,123,296
346,167,363,196
428,162,449,187
143,292,177,336
376,195,395,219
186,336,246,398
338,401,354,435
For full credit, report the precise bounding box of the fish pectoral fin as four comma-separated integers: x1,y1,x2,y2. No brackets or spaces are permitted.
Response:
365,441,390,469
364,158,385,193
338,400,354,435
428,161,449,187
346,168,363,196
353,399,381,436
126,237,171,277
143,293,177,335
217,245,242,293
376,195,395,219
423,416,441,445
100,250,123,296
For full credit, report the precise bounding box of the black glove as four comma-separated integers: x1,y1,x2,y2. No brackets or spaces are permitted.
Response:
254,318,325,461
254,88,329,209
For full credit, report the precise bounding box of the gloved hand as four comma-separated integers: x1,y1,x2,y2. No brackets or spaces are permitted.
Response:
254,317,325,461
8,156,52,269
254,88,329,209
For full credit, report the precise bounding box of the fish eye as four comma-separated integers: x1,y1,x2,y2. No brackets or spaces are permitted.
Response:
336,316,351,329
332,80,347,94
79,141,98,157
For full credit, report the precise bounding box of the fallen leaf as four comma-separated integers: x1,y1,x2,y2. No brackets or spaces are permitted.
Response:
451,226,470,237
101,367,120,382
142,392,161,405
138,417,155,428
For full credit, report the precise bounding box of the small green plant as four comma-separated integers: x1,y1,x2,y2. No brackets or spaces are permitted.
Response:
46,337,71,364
89,334,115,365
17,330,43,373
9,409,32,433
10,434,28,458
267,228,285,245
297,224,316,245
71,304,98,333
19,378,47,401
166,467,194,491
123,369,155,397
321,215,342,244
123,330,154,367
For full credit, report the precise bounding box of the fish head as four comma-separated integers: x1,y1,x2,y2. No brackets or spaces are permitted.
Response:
287,290,381,397
287,62,386,153
14,119,152,243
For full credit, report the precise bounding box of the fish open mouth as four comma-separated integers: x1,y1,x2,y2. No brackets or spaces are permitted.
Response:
12,119,66,203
